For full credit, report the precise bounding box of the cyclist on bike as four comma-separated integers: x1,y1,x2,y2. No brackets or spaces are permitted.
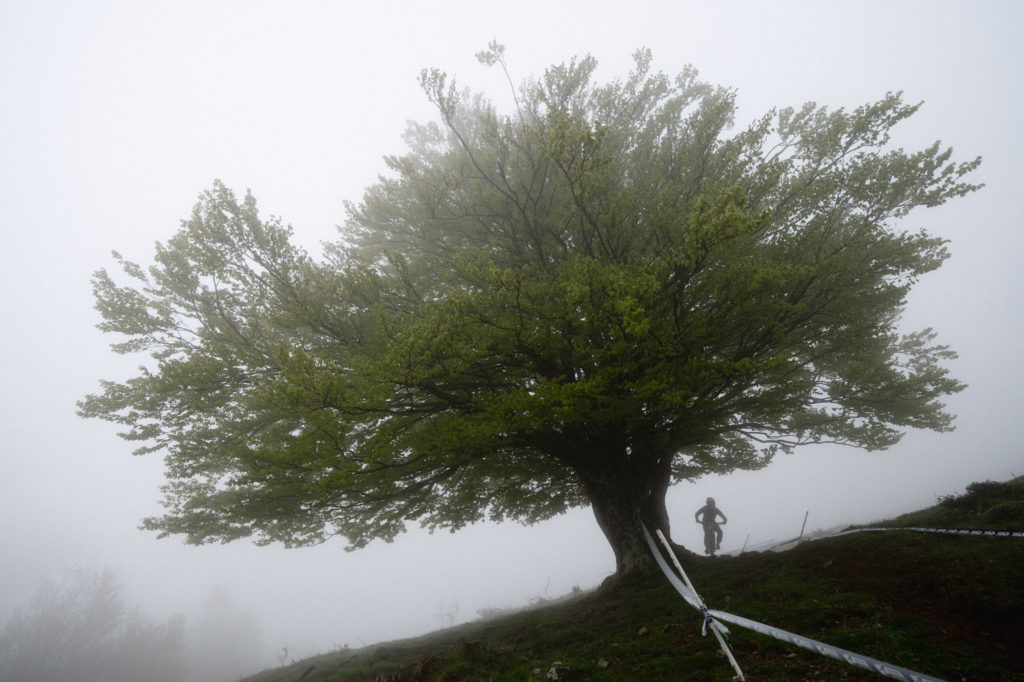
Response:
695,497,727,556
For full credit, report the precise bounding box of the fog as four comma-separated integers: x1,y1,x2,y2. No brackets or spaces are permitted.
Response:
2,1,1021,678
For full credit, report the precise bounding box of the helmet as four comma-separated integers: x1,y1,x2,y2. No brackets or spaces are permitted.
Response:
706,497,715,505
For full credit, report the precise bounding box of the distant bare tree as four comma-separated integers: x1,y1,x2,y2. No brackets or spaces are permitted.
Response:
0,568,184,682
184,586,263,682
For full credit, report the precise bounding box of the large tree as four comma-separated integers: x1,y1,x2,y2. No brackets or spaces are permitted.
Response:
80,47,979,577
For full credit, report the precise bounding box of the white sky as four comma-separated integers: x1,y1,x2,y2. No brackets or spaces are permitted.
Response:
2,0,1022,673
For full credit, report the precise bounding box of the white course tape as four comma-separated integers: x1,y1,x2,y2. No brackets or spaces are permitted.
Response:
640,526,717,614
835,526,1024,538
642,525,946,682
653,528,745,681
704,609,944,682
754,525,1024,553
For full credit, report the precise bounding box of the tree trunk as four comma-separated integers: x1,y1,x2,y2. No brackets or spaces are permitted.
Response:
589,488,658,577
641,471,672,540
583,470,675,579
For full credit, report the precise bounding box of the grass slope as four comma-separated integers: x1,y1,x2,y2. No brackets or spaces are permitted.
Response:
243,478,1024,681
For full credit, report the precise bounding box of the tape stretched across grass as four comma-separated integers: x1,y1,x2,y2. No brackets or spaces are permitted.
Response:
642,525,946,682
836,526,1024,538
753,524,1024,554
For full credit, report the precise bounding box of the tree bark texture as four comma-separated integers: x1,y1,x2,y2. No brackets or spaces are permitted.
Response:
580,462,675,578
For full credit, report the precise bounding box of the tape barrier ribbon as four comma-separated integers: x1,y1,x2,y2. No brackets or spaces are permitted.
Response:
641,526,946,682
641,526,724,628
643,527,745,679
699,605,713,638
705,609,945,682
836,526,1024,538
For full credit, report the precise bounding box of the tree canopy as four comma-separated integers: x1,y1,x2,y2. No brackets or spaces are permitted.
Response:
80,46,980,576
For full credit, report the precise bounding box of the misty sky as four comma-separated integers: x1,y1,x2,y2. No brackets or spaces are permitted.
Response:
2,0,1022,673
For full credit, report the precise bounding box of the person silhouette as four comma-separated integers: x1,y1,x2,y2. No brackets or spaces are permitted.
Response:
695,497,727,556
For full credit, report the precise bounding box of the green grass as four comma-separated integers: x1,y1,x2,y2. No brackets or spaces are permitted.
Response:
861,478,1024,530
243,478,1024,681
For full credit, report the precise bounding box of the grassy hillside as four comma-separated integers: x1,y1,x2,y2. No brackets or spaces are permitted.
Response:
243,478,1024,681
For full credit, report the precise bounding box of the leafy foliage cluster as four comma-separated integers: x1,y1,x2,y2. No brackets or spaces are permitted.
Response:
939,480,1024,511
79,45,979,569
930,478,1024,527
